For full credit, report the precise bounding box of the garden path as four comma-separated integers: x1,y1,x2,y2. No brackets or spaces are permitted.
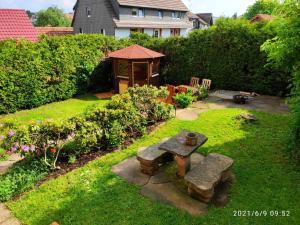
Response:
0,203,21,225
0,154,22,175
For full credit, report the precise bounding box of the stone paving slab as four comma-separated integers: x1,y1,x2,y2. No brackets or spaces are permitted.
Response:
111,157,150,186
0,204,21,225
0,154,22,175
112,153,208,215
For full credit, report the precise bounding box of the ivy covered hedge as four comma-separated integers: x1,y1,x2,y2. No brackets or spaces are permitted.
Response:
0,35,127,114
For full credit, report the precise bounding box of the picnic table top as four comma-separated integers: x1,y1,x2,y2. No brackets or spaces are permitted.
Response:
159,130,208,157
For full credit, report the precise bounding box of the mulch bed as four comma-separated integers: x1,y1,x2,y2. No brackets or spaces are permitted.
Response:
35,121,165,187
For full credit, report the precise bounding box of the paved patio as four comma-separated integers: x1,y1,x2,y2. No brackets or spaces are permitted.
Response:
176,95,289,121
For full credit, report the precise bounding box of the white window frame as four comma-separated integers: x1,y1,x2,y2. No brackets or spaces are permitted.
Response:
153,29,160,38
158,10,163,19
138,8,145,17
132,8,138,17
172,11,181,20
100,28,106,35
86,7,91,17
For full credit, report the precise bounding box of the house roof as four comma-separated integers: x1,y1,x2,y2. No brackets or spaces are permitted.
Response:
114,19,192,29
0,9,38,42
250,14,273,23
108,44,165,59
116,0,189,11
197,13,213,25
36,27,74,36
187,12,208,25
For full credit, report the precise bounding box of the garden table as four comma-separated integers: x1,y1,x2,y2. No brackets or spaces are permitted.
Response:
159,130,208,177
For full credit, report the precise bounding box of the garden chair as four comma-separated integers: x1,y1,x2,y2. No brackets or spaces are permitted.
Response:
166,84,176,104
190,77,200,87
177,86,188,94
202,79,212,90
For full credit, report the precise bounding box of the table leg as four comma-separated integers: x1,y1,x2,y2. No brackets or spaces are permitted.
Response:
175,155,191,177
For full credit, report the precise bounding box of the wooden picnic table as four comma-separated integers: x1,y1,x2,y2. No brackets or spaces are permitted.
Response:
159,130,208,177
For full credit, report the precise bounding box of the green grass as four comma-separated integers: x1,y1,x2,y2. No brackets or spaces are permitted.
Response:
7,109,300,225
0,94,109,126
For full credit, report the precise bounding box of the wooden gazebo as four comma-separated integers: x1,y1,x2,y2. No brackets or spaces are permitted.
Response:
108,44,165,94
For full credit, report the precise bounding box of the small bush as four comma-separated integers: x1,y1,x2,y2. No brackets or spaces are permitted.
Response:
196,85,209,100
174,91,194,108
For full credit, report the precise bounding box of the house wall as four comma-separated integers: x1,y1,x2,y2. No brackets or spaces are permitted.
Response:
73,0,116,35
115,28,130,38
119,6,188,22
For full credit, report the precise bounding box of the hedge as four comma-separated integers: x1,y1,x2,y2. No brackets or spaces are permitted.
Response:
0,19,291,114
0,35,128,114
132,19,289,96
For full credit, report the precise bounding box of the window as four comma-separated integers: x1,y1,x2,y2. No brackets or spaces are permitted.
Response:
86,7,91,17
100,29,105,35
132,8,144,17
170,28,180,36
130,28,144,34
158,10,163,19
138,8,145,17
132,8,138,16
172,11,181,19
117,60,129,78
79,28,83,33
153,29,161,38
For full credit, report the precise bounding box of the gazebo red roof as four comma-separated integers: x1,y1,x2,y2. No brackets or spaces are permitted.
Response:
108,44,165,59
0,9,38,42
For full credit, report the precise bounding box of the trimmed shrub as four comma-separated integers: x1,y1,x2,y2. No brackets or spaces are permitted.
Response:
174,91,194,108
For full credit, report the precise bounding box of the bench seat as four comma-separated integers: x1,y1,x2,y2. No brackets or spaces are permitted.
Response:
185,153,234,203
137,140,173,175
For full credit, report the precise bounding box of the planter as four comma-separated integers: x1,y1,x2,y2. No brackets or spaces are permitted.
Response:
185,132,198,146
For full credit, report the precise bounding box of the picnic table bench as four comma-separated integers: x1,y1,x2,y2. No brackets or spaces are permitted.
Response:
185,153,234,203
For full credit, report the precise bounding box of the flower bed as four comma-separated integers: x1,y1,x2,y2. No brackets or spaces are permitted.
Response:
0,85,173,201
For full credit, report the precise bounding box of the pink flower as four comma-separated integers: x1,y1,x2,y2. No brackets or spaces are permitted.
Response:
11,146,17,152
21,145,30,152
8,130,15,138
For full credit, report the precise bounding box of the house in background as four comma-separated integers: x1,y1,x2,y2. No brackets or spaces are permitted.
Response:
72,0,193,38
0,9,38,42
187,12,208,30
196,13,214,27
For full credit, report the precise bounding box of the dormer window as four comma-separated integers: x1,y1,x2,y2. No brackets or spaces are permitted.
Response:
86,7,91,17
172,11,181,19
158,10,163,19
132,8,144,17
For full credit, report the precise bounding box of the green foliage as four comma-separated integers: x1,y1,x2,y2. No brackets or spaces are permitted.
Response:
0,35,125,114
0,158,49,202
35,7,71,27
243,0,280,20
129,20,288,96
174,91,194,108
195,85,209,100
262,0,300,155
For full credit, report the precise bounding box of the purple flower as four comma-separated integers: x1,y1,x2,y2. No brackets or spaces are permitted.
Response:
30,145,36,151
8,130,15,138
21,145,30,152
11,146,17,152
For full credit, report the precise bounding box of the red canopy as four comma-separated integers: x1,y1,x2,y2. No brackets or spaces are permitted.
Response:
108,44,165,59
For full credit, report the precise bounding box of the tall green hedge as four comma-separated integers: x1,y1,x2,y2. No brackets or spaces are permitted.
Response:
132,19,289,96
0,35,127,114
0,19,290,114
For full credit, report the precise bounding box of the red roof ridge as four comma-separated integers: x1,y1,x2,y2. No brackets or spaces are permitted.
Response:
108,44,165,59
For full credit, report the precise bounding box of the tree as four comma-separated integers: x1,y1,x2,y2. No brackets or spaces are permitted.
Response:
243,0,280,20
262,0,300,152
35,6,71,27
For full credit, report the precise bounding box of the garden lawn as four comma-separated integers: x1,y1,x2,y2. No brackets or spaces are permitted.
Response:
0,94,109,126
7,109,300,225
